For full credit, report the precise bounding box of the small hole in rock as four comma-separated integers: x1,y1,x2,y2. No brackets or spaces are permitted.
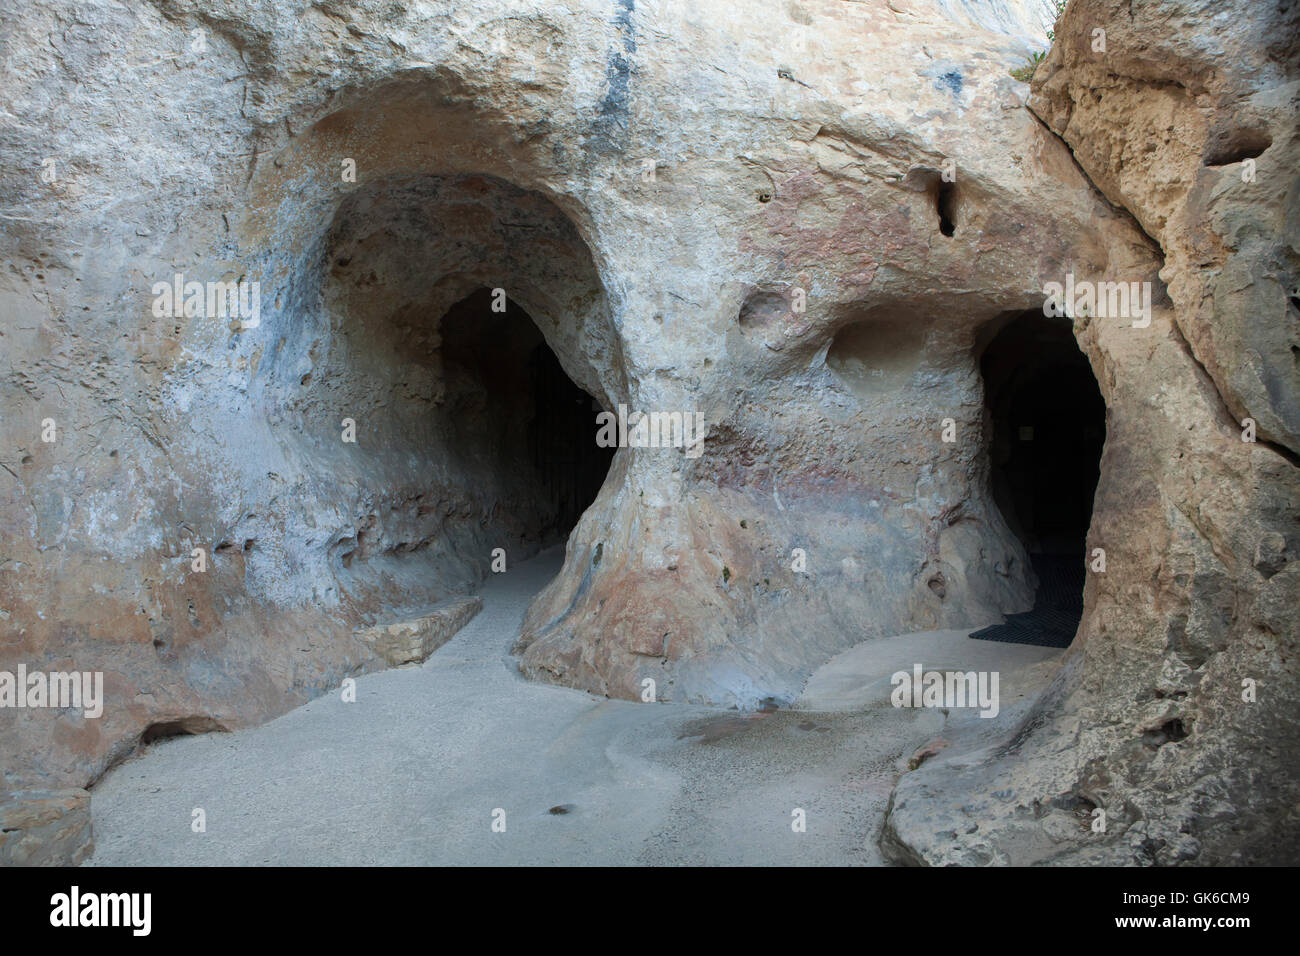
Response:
1142,717,1190,748
937,180,957,236
1203,129,1272,166
141,717,223,744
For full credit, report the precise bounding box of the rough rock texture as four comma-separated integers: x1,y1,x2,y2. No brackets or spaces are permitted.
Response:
0,0,1086,787
0,788,93,865
883,0,1300,865
356,596,483,666
1032,0,1300,454
0,0,1295,867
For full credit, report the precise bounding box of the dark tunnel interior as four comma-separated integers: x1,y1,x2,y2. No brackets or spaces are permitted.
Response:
974,310,1106,647
438,288,615,545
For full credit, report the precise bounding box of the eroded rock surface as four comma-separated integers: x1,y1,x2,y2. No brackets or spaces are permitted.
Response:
0,0,1295,865
0,788,93,866
883,0,1300,865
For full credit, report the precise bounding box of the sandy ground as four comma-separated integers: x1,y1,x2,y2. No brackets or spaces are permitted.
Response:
87,548,1061,866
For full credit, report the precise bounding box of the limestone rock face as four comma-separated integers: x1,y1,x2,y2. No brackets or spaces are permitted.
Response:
355,597,483,666
883,0,1300,865
0,789,93,866
0,0,1294,867
1029,0,1300,455
0,0,1096,786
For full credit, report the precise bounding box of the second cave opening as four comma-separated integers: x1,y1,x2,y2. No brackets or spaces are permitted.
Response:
974,310,1106,647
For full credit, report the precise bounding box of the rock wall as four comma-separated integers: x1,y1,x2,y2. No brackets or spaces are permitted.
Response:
0,0,1294,864
883,0,1300,864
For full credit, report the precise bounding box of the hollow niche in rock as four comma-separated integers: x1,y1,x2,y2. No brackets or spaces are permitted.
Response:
294,173,619,589
825,314,929,399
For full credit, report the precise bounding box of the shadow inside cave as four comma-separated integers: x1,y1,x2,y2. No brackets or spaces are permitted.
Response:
973,311,1105,647
437,287,615,549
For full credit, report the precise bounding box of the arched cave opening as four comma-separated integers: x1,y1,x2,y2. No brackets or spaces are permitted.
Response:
437,288,614,547
307,171,622,603
974,310,1106,647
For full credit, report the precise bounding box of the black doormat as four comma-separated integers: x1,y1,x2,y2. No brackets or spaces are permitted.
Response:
970,553,1084,648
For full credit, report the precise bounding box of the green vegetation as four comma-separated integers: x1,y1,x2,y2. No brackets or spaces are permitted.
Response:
1010,1,1067,82
1010,50,1046,82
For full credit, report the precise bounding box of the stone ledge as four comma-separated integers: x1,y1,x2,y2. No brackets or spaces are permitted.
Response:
354,596,484,666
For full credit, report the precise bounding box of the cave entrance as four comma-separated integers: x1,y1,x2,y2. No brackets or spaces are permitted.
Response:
973,311,1105,647
438,288,614,547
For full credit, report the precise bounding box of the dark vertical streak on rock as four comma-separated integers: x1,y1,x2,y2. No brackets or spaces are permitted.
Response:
589,0,636,154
